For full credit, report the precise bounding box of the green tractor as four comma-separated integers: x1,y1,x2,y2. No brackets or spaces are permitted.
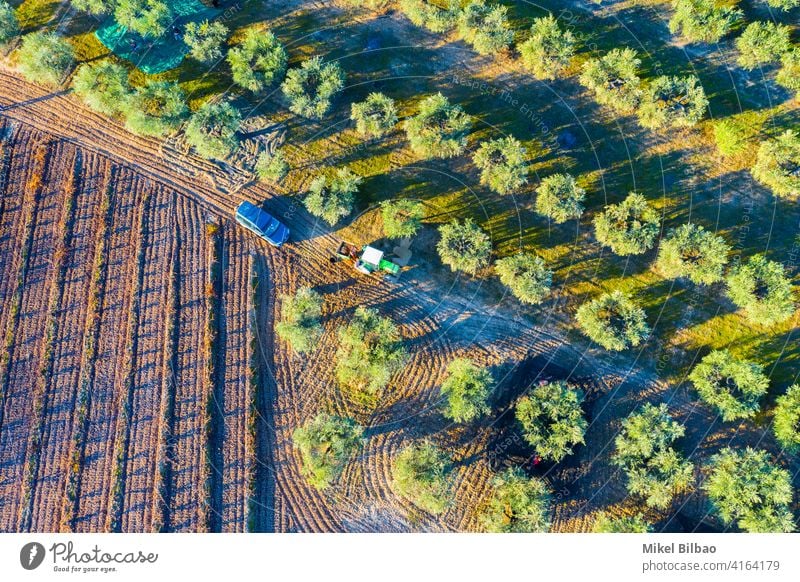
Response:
335,242,401,277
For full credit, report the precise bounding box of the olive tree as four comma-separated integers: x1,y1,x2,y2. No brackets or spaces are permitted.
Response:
276,287,323,354
592,513,652,533
612,403,693,509
713,118,748,157
293,413,364,490
704,448,795,533
405,93,472,159
16,32,75,87
381,199,424,239
766,0,799,8
255,148,289,183
726,255,795,325
473,137,528,196
777,49,800,98
515,381,587,462
123,81,188,137
437,218,492,275
519,15,576,81
637,75,708,130
495,252,552,305
457,0,513,56
184,101,241,159
71,0,113,14
773,385,800,454
281,56,345,119
399,0,457,33
392,441,453,514
688,350,768,422
579,48,642,113
735,22,791,71
480,468,552,533
655,223,730,285
439,358,492,423
752,130,800,199
668,0,741,44
0,1,20,48
594,193,660,256
350,92,398,138
576,290,650,351
72,61,131,116
335,306,407,402
184,19,229,64
534,173,585,224
304,167,362,226
228,29,287,94
114,0,172,38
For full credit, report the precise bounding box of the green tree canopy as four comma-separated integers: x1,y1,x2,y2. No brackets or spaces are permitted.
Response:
519,15,576,81
255,148,289,183
713,118,749,157
114,0,172,38
457,0,513,56
773,384,800,454
437,218,492,275
777,48,800,98
303,167,362,226
399,0,457,33
688,350,768,422
766,0,799,8
656,223,730,285
0,1,20,47
752,130,800,199
735,22,791,71
71,0,114,14
405,93,472,159
439,358,492,423
592,512,653,533
704,448,795,533
281,56,345,119
228,29,287,94
350,92,398,138
576,290,650,351
637,75,708,129
184,101,241,159
516,380,587,462
123,80,188,137
495,252,552,305
534,173,585,224
579,48,642,113
668,0,741,44
392,441,454,514
16,32,75,87
381,199,424,239
473,137,528,196
276,287,323,354
184,19,229,64
293,413,364,489
593,193,660,256
480,467,552,533
726,254,795,325
72,61,131,116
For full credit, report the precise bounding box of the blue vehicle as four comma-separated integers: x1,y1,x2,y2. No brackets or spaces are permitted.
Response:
235,201,290,247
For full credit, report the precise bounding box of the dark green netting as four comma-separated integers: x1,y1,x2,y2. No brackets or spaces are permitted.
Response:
95,0,220,74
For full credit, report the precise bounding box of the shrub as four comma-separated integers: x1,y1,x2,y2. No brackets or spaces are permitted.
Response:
392,441,453,514
255,148,289,183
735,22,791,71
275,287,323,354
495,252,552,305
773,385,800,453
777,49,800,97
439,358,492,423
515,381,587,462
381,199,424,239
457,1,513,56
228,29,287,94
576,290,649,351
71,0,113,14
292,413,363,489
304,167,362,226
350,92,398,138
592,513,652,533
752,130,800,199
704,448,795,533
184,101,241,159
637,75,708,129
472,137,528,195
534,173,585,223
437,218,492,275
0,1,20,47
726,254,795,325
16,32,75,87
655,223,730,285
688,350,768,422
184,19,229,64
519,15,576,81
405,93,472,159
612,403,693,509
335,306,406,401
713,119,748,157
480,467,552,533
668,0,741,44
114,0,172,38
593,192,660,256
72,61,131,116
123,81,188,137
579,48,642,113
766,0,799,8
399,0,458,33
281,56,345,119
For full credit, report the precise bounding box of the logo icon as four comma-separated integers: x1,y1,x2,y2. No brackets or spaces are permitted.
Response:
20,542,45,570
